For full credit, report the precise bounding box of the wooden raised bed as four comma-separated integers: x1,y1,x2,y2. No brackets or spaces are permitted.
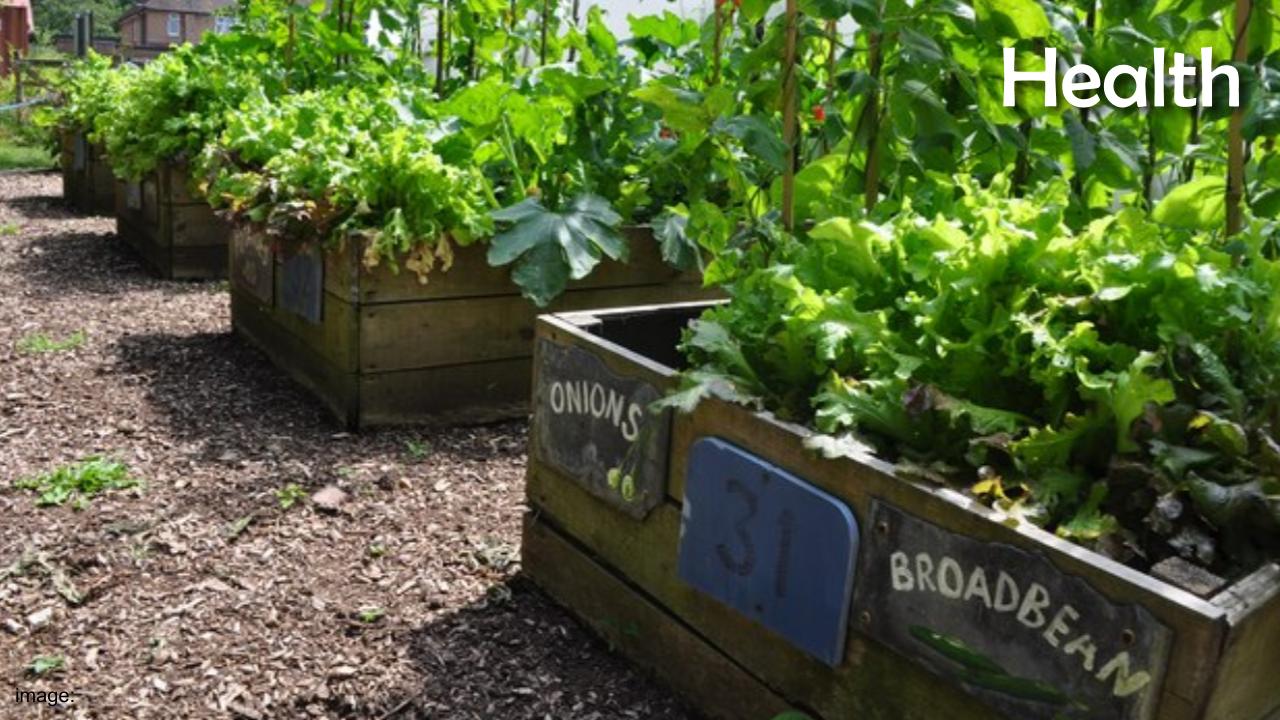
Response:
59,130,114,216
523,302,1280,720
114,162,230,280
228,227,716,428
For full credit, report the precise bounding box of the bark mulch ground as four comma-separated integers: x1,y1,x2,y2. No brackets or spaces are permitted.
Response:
0,171,698,720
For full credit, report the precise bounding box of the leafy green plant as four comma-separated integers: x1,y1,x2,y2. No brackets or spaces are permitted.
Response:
16,330,86,354
276,483,307,510
26,655,65,676
14,457,139,508
488,195,627,305
355,606,385,624
404,438,433,461
672,177,1280,577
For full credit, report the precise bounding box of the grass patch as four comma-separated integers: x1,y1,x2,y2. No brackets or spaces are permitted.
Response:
26,656,65,676
404,438,433,461
14,457,140,508
276,482,306,510
355,607,386,624
0,142,54,171
17,330,86,354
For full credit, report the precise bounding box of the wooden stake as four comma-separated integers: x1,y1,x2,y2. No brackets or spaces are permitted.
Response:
540,0,551,66
781,0,799,231
1226,0,1251,236
567,0,580,63
435,0,448,95
712,1,724,86
823,19,836,153
863,27,884,213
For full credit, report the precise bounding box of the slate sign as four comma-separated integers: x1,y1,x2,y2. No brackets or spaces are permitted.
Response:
280,247,323,324
124,181,143,211
231,226,273,306
73,134,87,172
678,437,859,666
534,338,670,519
852,500,1173,720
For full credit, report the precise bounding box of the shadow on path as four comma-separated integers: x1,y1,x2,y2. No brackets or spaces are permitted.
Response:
110,330,338,445
10,230,223,298
323,577,699,720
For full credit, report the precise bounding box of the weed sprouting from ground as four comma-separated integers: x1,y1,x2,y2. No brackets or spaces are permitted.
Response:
16,330,86,354
14,457,140,508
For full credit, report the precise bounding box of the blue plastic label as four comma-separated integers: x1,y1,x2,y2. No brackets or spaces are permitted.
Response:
677,437,859,666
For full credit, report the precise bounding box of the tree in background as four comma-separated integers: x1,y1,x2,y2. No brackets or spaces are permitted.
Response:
31,0,132,45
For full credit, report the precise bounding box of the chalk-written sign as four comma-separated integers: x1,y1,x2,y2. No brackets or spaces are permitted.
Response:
281,247,323,325
533,338,670,519
852,501,1173,720
678,438,860,666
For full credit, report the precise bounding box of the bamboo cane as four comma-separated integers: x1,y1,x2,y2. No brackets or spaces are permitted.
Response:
781,0,799,231
1226,0,1251,237
436,0,449,95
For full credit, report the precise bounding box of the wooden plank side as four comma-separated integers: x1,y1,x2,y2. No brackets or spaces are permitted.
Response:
170,202,231,248
231,288,359,428
171,244,230,281
667,399,1227,719
1202,565,1280,720
360,282,714,373
523,515,796,720
116,214,170,280
357,356,533,428
527,460,1000,720
331,228,698,305
162,162,204,205
261,266,359,372
89,144,115,215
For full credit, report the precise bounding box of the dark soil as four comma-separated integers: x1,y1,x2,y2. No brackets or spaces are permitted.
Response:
0,171,697,720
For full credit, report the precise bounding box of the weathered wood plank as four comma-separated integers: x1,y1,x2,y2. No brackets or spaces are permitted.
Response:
233,227,715,427
526,461,1000,720
360,282,710,373
1202,564,1280,720
667,398,1227,718
230,288,358,426
522,514,795,720
357,357,533,428
112,163,229,279
88,144,115,215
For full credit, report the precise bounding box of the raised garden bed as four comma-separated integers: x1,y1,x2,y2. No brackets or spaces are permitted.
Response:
228,227,716,429
59,130,114,216
523,302,1280,720
114,162,230,280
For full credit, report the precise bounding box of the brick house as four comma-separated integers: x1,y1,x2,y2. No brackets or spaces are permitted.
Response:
116,0,234,61
0,0,33,75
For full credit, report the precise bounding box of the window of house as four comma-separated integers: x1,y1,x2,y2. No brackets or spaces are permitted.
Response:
215,16,234,34
166,13,181,37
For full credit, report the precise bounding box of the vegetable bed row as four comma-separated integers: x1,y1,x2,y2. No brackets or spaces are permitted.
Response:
39,0,1280,717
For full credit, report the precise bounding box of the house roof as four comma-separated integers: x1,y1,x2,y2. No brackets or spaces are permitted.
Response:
117,0,233,24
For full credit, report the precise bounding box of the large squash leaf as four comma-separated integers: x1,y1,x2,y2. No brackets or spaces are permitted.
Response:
488,194,626,306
